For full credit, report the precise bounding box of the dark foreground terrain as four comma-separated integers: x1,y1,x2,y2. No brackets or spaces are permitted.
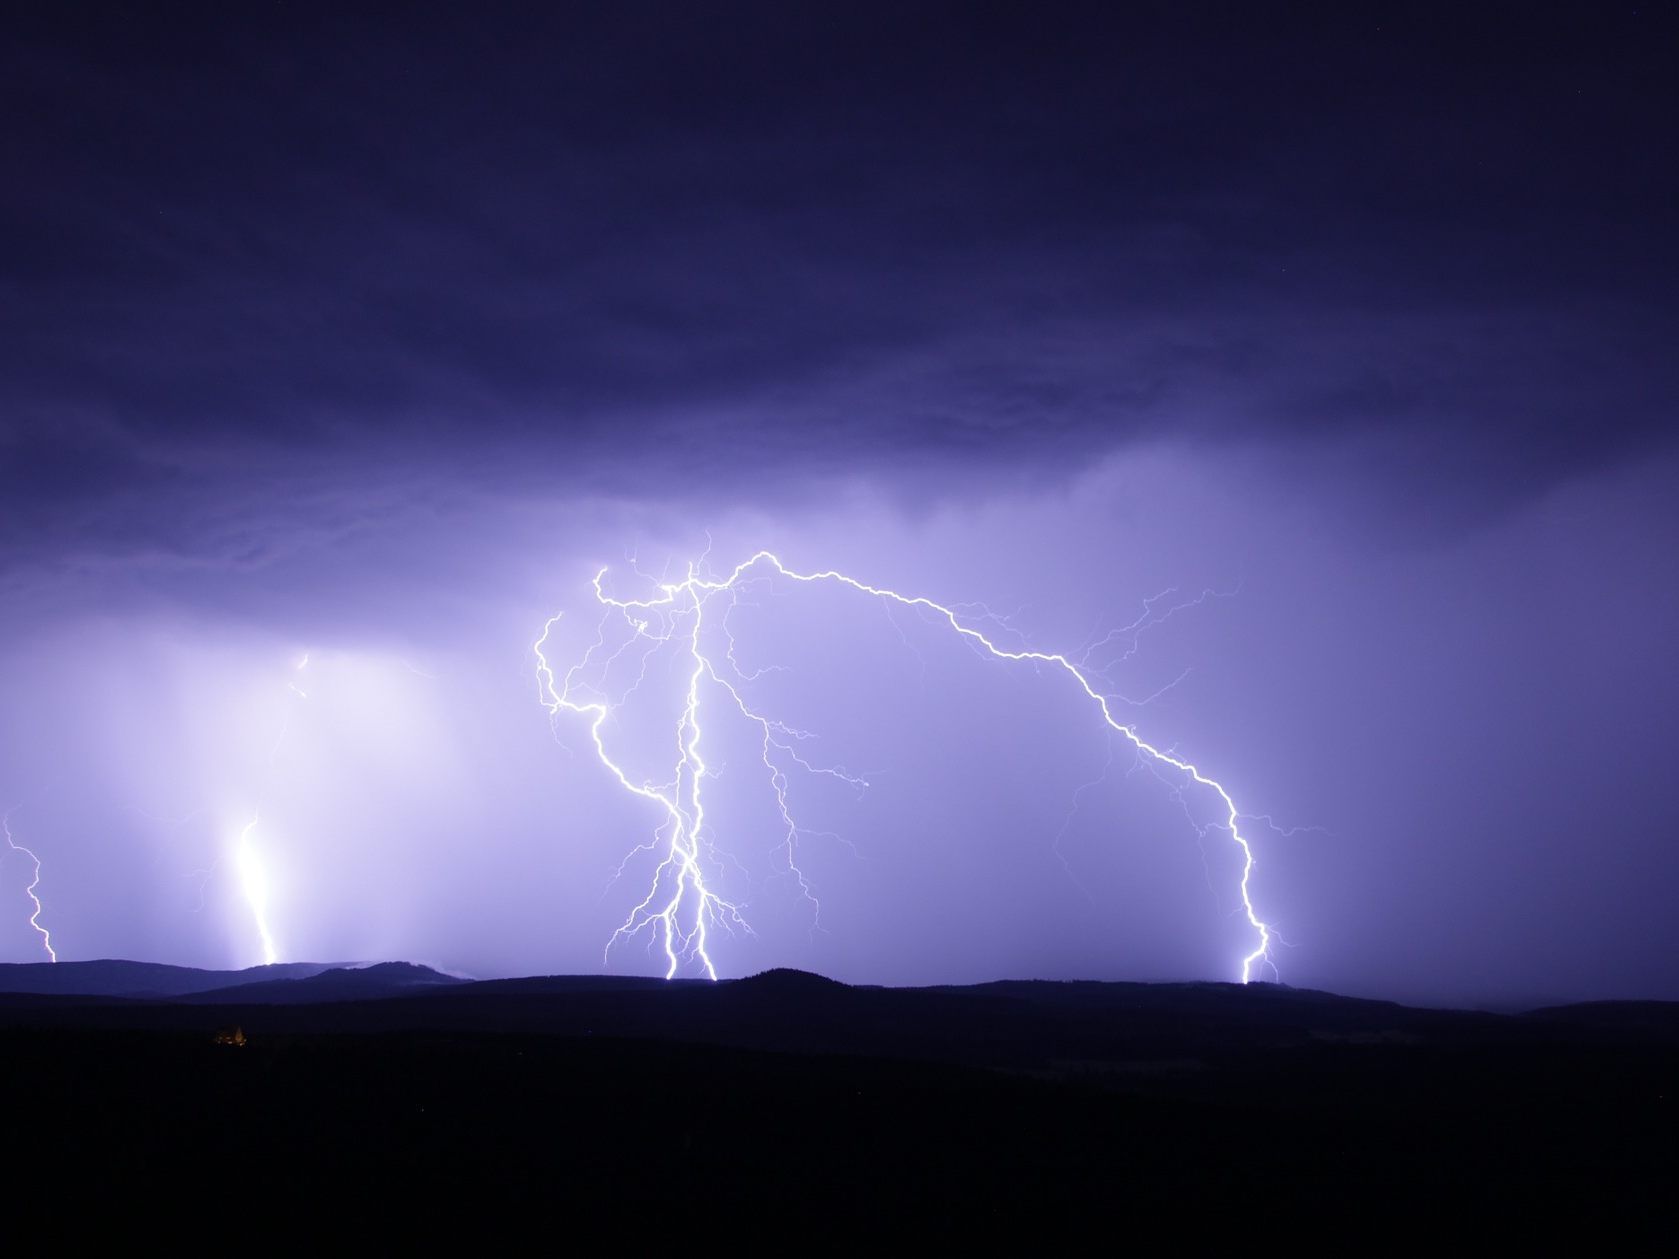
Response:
0,961,1672,1241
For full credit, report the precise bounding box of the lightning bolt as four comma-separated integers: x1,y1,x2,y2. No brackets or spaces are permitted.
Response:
2,811,57,962
234,651,309,966
233,813,277,966
536,551,1277,984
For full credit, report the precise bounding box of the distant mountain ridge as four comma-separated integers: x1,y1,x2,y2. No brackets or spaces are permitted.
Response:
2,960,1676,1055
182,961,466,1004
0,959,343,998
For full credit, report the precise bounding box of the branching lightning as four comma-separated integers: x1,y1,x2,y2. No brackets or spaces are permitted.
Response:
2,811,57,962
536,551,1276,984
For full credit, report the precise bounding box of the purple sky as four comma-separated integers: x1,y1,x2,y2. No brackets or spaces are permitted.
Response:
2,3,1675,1003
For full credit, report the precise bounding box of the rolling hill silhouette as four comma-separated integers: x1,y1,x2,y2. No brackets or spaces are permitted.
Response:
0,961,1670,1239
180,961,467,1004
0,958,339,998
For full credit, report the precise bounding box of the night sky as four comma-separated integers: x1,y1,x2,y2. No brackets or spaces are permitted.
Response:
3,2,1675,1004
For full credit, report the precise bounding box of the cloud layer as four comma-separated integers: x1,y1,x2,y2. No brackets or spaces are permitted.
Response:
5,3,1674,568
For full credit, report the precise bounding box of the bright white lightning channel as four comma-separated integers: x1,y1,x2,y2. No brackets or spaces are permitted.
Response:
2,812,57,962
234,813,277,967
535,552,1276,984
234,652,309,966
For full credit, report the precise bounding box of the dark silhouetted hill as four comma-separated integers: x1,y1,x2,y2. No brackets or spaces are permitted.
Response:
739,966,850,992
1,965,1668,1069
1524,998,1679,1041
0,958,338,998
182,961,465,1004
0,962,1672,1239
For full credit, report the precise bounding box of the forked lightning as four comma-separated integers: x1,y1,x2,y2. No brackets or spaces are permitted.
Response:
536,551,1274,982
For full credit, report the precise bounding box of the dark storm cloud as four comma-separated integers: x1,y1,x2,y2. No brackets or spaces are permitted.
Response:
4,1,1675,562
